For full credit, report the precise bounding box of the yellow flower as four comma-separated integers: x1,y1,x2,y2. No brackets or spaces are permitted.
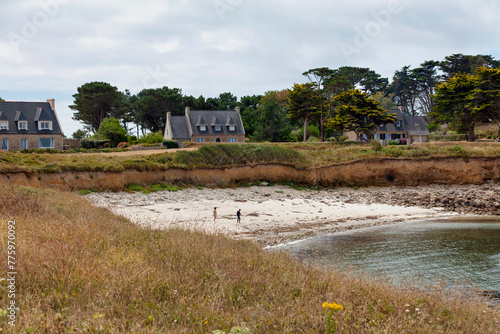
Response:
322,302,344,311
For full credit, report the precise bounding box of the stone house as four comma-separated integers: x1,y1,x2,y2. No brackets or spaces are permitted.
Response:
0,99,64,151
344,108,430,144
164,107,245,144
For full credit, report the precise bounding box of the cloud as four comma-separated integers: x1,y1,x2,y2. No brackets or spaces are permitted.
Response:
0,0,498,135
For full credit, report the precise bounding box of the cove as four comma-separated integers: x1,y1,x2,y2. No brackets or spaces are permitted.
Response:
279,218,500,292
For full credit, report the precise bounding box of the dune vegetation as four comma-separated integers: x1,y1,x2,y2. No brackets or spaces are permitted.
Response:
0,185,498,333
0,142,499,175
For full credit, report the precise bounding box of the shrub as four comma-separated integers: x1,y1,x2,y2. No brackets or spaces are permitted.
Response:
337,135,348,142
138,131,164,144
117,141,129,148
162,140,179,149
81,139,110,149
96,117,127,147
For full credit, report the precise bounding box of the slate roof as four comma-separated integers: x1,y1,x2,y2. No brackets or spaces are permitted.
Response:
0,101,63,135
377,109,429,136
170,116,190,139
188,110,245,137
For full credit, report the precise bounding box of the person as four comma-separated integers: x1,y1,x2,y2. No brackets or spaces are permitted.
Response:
236,209,241,224
213,207,217,222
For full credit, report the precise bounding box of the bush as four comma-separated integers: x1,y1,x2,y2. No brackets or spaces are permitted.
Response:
81,139,110,149
117,141,129,148
138,131,164,144
162,140,179,149
96,117,127,147
337,135,348,143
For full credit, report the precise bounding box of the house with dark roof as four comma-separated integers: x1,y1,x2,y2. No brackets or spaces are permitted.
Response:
164,107,245,144
0,99,64,151
344,108,430,144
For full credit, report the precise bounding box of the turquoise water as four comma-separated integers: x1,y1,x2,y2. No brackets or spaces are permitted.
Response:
280,219,500,291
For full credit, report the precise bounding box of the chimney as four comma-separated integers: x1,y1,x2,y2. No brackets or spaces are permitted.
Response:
47,98,55,111
235,106,240,113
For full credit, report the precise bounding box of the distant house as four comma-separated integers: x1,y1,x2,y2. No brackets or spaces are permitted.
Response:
0,99,64,151
164,107,245,144
344,108,430,144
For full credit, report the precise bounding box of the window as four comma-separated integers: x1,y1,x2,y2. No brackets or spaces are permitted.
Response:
39,138,54,148
1,138,8,150
199,125,207,131
214,126,222,131
373,134,378,139
20,138,27,150
228,125,236,131
396,121,401,127
196,138,204,143
18,121,27,130
39,121,52,130
380,134,386,140
0,121,8,130
228,138,237,143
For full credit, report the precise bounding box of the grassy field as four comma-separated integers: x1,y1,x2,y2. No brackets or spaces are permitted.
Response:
0,186,498,333
0,142,499,174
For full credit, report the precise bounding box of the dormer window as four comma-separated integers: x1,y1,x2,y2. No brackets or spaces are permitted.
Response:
396,121,401,127
199,125,207,131
214,125,222,131
415,123,419,128
228,125,236,131
39,121,52,130
0,121,8,130
18,121,27,130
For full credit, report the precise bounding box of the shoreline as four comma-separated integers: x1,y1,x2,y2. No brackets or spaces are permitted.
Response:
81,184,500,247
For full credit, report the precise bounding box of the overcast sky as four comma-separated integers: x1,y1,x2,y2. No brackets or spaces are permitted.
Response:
1,0,499,135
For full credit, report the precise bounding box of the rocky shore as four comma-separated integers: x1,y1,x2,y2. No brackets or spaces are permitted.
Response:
332,182,500,216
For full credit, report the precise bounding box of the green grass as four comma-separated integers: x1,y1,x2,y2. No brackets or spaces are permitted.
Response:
0,186,497,333
0,142,498,174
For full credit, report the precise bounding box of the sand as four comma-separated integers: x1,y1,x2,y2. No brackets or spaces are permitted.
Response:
85,185,457,246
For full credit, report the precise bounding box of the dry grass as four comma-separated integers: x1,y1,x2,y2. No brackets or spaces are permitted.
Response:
0,142,499,174
0,186,497,333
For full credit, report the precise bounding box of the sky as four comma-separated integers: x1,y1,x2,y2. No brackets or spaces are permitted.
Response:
1,0,499,136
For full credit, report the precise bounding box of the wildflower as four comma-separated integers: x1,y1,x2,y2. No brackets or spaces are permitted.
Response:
322,302,344,311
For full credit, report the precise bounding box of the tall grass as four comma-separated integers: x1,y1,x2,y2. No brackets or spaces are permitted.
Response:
0,142,498,174
174,144,304,168
0,186,497,333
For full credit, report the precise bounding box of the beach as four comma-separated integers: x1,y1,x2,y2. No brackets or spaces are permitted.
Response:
82,183,500,246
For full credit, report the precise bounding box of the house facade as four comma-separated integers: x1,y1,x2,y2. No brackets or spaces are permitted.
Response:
344,108,430,144
0,99,64,151
164,107,245,144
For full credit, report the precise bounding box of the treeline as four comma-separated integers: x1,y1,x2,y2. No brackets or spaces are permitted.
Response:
70,53,500,142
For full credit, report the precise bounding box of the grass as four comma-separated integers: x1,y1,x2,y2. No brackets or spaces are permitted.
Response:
0,186,498,333
0,142,499,175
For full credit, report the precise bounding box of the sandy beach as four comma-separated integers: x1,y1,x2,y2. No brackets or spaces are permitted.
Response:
84,184,472,246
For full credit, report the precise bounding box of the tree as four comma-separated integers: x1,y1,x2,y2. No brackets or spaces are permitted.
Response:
0,97,4,101
431,73,478,141
439,54,500,79
70,82,125,133
287,83,320,142
302,67,336,141
72,129,88,140
134,86,183,133
470,66,500,132
327,89,397,142
388,66,419,115
96,117,127,147
252,90,293,142
239,95,262,139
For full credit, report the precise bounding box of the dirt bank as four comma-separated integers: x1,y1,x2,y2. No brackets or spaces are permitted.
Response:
0,157,499,191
